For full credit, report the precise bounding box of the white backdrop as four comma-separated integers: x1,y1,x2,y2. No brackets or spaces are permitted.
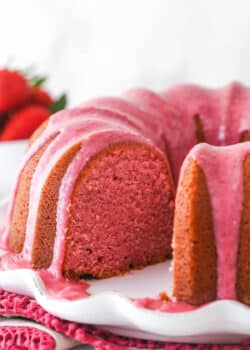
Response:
0,0,250,106
0,2,249,346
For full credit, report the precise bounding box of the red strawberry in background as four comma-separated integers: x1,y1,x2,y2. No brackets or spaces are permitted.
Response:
31,86,53,107
0,105,50,141
0,68,67,140
0,70,30,113
0,113,8,130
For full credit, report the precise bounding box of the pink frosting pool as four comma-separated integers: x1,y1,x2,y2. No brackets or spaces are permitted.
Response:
134,297,198,313
38,270,89,300
0,253,90,301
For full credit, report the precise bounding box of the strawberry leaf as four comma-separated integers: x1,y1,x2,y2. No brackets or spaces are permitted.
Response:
50,94,67,114
30,75,47,87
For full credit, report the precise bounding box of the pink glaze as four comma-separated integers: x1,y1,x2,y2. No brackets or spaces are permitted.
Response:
186,142,250,299
0,254,90,301
134,298,198,313
0,252,31,270
49,107,148,144
81,97,165,150
123,88,184,180
38,270,89,300
161,84,224,146
0,256,89,301
223,82,250,144
162,82,250,147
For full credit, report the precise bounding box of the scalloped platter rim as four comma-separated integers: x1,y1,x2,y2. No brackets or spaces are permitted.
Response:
0,198,250,344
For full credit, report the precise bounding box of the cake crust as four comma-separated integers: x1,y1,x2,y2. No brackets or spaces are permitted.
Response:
173,158,217,305
8,139,53,253
237,154,250,305
31,142,82,269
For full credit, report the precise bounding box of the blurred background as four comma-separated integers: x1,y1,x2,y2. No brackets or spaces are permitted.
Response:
0,0,250,198
1,0,250,105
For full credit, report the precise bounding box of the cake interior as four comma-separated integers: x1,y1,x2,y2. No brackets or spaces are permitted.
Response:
63,142,175,278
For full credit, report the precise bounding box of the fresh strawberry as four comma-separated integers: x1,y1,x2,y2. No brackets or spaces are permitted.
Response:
0,69,30,113
0,104,50,141
0,114,9,133
31,86,53,107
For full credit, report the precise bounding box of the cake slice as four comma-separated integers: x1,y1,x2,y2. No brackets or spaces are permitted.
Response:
173,142,250,305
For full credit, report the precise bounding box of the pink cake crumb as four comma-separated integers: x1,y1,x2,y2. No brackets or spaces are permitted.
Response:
63,143,175,278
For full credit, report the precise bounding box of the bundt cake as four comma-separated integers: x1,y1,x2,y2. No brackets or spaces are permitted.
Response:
1,82,250,306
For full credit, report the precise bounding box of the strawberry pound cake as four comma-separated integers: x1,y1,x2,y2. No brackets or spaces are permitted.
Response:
1,82,250,306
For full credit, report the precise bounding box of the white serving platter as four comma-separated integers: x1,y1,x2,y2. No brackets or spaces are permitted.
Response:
0,198,250,344
0,140,27,199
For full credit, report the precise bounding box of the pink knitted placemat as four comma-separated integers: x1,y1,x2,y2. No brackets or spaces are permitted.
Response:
0,326,55,350
0,288,249,350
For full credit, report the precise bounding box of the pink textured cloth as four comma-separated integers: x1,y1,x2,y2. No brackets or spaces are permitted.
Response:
0,326,55,350
0,288,249,350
